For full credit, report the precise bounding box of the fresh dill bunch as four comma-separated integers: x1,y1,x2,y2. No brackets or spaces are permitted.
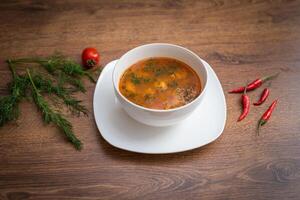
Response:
31,73,88,116
1,53,101,150
27,69,82,150
0,62,28,126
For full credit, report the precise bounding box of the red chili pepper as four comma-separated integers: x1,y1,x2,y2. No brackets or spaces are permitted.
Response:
237,87,250,122
257,100,278,135
229,73,279,93
253,88,270,106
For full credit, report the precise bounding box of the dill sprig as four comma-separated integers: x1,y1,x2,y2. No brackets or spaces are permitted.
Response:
31,73,88,116
59,72,86,92
0,62,28,126
27,69,82,150
10,53,96,86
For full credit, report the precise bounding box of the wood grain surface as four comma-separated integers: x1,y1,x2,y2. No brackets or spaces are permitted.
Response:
1,0,300,199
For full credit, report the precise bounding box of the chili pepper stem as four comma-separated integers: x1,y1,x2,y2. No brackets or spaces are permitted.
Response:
257,120,265,136
262,72,280,83
243,83,247,95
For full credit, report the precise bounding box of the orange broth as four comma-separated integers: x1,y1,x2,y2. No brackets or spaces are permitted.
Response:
119,57,201,110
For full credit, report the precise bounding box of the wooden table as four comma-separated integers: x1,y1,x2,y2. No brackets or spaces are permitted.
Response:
1,1,300,199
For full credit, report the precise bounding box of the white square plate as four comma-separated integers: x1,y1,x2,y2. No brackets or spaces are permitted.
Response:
93,59,226,154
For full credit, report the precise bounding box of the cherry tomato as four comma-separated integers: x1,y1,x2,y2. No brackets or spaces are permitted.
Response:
81,47,100,69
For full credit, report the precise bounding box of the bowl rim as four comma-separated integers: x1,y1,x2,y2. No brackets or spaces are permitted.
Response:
112,43,208,113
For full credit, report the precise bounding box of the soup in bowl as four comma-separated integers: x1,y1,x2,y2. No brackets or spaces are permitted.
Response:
113,43,208,127
119,57,202,110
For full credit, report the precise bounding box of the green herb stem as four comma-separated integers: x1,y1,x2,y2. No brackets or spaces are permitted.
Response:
0,62,28,126
27,69,82,150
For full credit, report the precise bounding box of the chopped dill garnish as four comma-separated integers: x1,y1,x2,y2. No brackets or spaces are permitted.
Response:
130,73,141,85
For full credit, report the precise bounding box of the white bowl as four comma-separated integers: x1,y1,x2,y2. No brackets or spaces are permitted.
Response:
112,43,208,127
